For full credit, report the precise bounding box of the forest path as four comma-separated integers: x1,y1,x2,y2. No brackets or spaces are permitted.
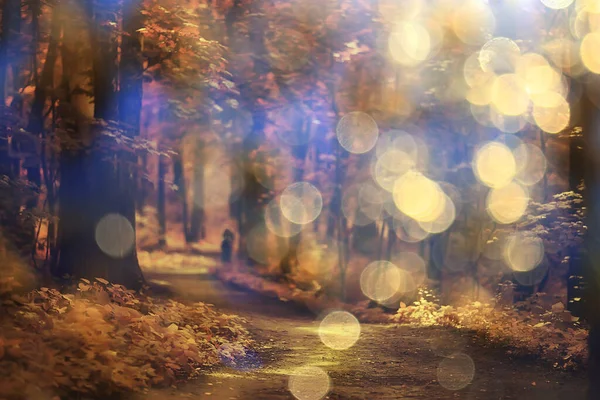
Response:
135,273,588,400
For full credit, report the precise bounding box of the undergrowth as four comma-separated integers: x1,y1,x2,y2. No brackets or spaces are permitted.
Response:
0,278,252,399
393,288,588,370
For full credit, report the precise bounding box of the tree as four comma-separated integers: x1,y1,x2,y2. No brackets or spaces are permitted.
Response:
582,88,600,399
55,0,144,289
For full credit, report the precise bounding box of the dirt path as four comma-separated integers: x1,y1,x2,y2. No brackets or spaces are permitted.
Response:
135,274,588,400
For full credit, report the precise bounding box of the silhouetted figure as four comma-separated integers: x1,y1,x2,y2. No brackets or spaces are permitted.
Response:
221,229,234,264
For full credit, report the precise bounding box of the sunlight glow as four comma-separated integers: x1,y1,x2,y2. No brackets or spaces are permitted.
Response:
202,166,243,209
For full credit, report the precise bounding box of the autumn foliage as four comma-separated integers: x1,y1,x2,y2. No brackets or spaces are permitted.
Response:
0,278,252,399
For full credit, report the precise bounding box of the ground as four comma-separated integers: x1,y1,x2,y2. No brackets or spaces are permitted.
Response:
135,272,589,400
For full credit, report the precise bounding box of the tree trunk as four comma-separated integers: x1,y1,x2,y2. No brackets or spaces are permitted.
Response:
55,0,144,289
157,153,167,248
568,120,585,316
237,0,269,263
25,0,43,197
173,153,189,241
279,112,309,274
0,0,20,104
188,139,205,242
582,89,600,400
25,1,59,263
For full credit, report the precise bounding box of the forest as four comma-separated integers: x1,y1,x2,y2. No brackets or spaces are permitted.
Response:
0,0,599,399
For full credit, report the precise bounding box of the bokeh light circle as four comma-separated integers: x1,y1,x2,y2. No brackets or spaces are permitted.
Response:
296,236,339,281
288,366,331,400
581,32,600,73
489,108,528,133
452,0,496,46
393,171,444,222
95,213,135,258
417,193,456,234
437,353,476,391
389,21,432,66
473,142,516,188
486,182,530,224
391,251,427,294
491,74,529,116
541,0,574,9
513,143,547,186
504,233,545,272
373,149,415,192
532,97,570,134
360,260,402,302
464,51,495,88
336,112,379,154
280,182,323,225
393,215,431,243
246,223,289,265
253,148,293,191
479,37,521,74
343,184,379,226
513,262,549,287
265,197,305,238
318,311,361,350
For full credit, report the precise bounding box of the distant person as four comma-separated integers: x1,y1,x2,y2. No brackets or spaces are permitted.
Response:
221,229,234,264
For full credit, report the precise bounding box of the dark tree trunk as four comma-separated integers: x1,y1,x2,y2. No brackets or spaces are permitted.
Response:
0,0,20,104
385,219,396,260
188,140,205,242
582,90,600,400
55,0,144,289
157,153,167,248
279,112,309,274
24,1,59,263
173,153,189,241
117,0,144,282
25,0,42,197
237,0,270,263
568,123,585,316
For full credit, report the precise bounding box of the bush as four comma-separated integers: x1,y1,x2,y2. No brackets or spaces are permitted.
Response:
0,278,252,399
